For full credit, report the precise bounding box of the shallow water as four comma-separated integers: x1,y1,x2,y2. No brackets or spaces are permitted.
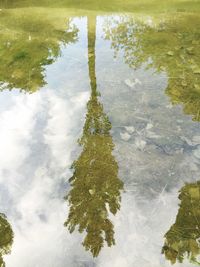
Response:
0,1,200,267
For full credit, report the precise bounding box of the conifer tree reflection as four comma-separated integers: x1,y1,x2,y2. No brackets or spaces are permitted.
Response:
162,182,200,265
64,16,124,257
103,15,200,121
0,213,14,266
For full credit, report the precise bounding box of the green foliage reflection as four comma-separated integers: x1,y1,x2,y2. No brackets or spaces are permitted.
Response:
162,182,200,265
65,16,123,257
0,213,14,267
0,9,78,92
104,14,200,121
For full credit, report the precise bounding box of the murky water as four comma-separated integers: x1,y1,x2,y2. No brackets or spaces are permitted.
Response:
0,1,200,266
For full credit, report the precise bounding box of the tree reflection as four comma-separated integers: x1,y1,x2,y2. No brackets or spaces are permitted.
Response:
103,15,200,264
0,213,14,266
162,182,200,265
0,9,78,92
103,14,200,121
64,16,124,257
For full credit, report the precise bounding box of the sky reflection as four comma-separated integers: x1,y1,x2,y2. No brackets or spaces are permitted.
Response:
0,14,200,267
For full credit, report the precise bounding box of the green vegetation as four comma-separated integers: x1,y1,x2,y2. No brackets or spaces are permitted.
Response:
0,214,14,267
65,16,124,257
162,182,200,265
0,8,78,92
103,13,200,121
1,0,200,14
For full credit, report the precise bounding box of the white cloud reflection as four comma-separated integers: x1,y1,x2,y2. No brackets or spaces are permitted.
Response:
0,87,90,267
96,191,194,267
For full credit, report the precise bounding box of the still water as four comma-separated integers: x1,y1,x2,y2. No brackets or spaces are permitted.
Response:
0,1,200,266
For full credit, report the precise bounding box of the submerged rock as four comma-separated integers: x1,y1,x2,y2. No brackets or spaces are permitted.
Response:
193,145,200,159
146,131,161,139
124,126,135,134
192,136,200,145
124,78,142,88
146,123,153,130
135,137,146,151
120,132,131,141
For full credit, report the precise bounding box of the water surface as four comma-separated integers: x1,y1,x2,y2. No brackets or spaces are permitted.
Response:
0,1,200,267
